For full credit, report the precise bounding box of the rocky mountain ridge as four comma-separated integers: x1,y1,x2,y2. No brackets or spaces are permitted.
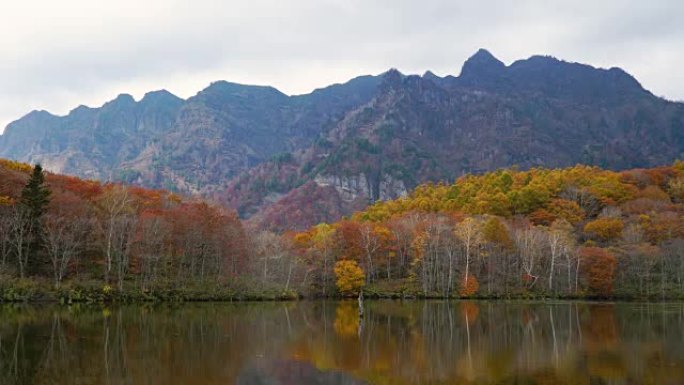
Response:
2,49,683,230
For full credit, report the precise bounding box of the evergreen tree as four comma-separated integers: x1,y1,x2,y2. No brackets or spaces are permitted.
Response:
19,164,51,275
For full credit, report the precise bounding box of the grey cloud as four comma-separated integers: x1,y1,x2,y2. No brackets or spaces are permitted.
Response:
1,0,683,132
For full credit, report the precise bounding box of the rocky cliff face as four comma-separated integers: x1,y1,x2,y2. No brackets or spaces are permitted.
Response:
2,49,684,230
313,173,408,203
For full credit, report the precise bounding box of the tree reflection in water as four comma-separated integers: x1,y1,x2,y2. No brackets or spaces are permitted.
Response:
0,301,683,385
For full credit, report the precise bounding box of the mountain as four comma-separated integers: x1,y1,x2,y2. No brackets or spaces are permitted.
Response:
2,49,684,230
217,51,684,230
0,91,184,181
0,76,381,188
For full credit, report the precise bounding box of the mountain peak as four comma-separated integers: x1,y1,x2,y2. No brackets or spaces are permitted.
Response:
143,89,176,99
422,70,441,81
196,81,287,102
103,93,136,108
141,89,183,105
380,68,404,89
472,48,499,61
23,109,56,119
383,68,404,78
375,69,405,94
459,48,506,80
115,93,135,102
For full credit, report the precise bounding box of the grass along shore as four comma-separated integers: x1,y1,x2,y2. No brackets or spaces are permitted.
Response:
2,278,683,304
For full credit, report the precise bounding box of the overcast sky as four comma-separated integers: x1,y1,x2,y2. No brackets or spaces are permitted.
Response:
1,0,682,133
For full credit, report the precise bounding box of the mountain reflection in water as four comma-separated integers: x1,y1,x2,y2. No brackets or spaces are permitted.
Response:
237,359,366,385
0,301,683,385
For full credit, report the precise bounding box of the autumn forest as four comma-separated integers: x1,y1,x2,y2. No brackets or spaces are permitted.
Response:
2,157,684,302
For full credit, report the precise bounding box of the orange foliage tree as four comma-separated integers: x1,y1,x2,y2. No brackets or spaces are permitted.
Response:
334,260,365,295
459,274,479,297
580,247,617,297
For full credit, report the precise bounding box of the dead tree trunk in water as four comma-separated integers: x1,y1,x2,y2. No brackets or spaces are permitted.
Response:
358,290,364,318
357,290,365,337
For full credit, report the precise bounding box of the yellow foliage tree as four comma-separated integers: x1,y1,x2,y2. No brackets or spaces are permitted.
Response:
547,198,585,224
334,260,365,295
584,218,624,242
482,216,513,249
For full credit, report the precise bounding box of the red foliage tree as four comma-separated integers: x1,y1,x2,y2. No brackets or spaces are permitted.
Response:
580,247,617,297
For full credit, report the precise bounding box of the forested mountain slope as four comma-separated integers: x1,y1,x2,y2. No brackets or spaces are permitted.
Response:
2,50,683,230
229,50,684,230
290,162,684,299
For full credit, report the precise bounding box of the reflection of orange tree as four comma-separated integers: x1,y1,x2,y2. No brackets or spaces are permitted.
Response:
460,301,480,325
331,303,430,384
583,305,618,351
332,302,409,380
285,304,363,372
582,305,626,381
333,302,359,338
459,301,480,380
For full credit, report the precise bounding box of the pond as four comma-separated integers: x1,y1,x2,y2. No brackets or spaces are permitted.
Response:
0,300,683,384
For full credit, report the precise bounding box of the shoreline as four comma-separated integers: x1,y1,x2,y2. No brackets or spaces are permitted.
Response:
2,281,682,304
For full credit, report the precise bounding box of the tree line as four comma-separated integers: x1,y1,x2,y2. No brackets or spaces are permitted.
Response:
291,163,684,299
0,161,250,296
1,159,684,299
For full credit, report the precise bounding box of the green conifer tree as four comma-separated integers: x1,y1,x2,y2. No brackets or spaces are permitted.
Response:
19,164,51,275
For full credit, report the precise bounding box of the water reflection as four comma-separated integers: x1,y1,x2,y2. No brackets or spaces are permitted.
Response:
0,301,683,384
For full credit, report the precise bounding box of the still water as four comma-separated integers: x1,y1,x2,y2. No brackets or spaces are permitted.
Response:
1,300,683,385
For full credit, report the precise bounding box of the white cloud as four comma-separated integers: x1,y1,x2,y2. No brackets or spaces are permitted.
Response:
1,0,683,132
